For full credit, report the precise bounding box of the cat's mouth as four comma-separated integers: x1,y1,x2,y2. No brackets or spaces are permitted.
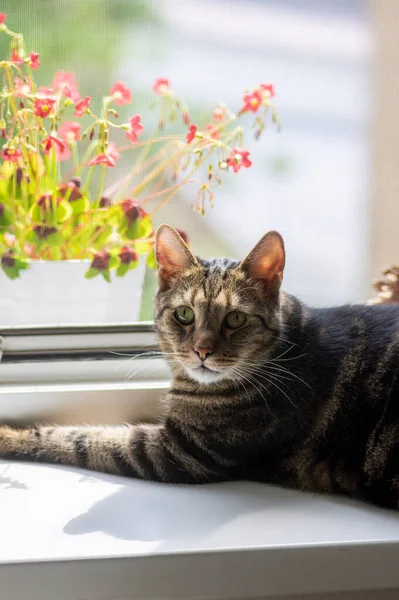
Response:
185,363,224,384
199,364,215,372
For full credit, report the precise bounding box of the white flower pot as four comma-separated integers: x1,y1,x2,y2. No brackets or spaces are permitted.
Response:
0,259,147,327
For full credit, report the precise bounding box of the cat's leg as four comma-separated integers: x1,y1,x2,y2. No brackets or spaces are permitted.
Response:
0,422,226,484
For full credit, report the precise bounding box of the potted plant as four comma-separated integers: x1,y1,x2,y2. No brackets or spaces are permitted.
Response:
0,12,279,325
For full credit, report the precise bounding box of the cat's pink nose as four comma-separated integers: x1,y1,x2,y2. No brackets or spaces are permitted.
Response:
193,346,214,361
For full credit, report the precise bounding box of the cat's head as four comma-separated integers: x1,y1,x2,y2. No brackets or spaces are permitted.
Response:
154,224,285,385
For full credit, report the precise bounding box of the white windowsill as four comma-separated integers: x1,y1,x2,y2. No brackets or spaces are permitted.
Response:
1,460,399,600
1,378,399,600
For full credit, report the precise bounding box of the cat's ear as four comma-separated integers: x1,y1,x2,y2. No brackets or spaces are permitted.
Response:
240,231,285,287
155,224,197,284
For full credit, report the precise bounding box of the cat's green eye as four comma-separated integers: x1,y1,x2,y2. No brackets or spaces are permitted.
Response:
225,311,247,329
175,306,195,325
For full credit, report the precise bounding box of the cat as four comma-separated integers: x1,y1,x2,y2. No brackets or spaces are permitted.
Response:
1,224,399,510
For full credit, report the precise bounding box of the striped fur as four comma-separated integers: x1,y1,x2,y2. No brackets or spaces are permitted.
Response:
1,226,399,509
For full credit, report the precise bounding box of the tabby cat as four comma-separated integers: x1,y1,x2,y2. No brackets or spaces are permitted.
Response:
1,224,399,510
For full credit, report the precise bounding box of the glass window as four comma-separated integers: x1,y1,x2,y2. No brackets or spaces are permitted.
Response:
0,0,370,330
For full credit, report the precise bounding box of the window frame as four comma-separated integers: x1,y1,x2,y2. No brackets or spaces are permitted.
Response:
0,323,169,424
0,322,157,362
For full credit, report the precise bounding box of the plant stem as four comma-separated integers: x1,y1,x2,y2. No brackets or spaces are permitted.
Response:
95,164,105,208
72,142,79,172
149,147,216,217
82,166,95,194
132,142,187,198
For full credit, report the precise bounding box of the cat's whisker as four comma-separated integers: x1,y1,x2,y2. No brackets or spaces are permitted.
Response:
262,367,298,384
269,352,308,363
255,369,296,400
237,357,312,392
257,372,297,409
229,371,251,404
123,352,176,379
113,350,186,370
228,365,272,412
113,352,163,374
269,343,297,362
269,335,300,348
125,357,182,381
230,360,298,410
263,362,312,390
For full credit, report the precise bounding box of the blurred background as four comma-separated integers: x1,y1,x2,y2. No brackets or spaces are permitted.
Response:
3,0,388,323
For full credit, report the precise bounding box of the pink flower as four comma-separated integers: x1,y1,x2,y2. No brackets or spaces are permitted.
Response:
205,124,219,139
52,71,80,102
227,148,252,173
126,114,144,143
73,96,90,117
186,124,197,144
259,83,275,100
110,81,132,105
241,90,262,113
1,148,22,162
42,135,71,162
14,78,31,97
58,121,81,143
88,142,119,168
0,13,6,25
10,50,23,66
3,232,16,248
212,107,224,122
54,142,71,162
33,98,56,118
29,51,40,70
36,86,58,100
152,78,170,95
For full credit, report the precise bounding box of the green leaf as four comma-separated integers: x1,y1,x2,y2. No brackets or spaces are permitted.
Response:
84,267,100,279
125,218,141,240
0,204,12,227
47,230,64,247
26,229,36,244
28,152,46,178
1,264,20,280
25,227,62,251
14,258,29,271
0,160,15,180
70,196,89,216
135,239,153,254
30,199,72,226
29,203,42,223
101,270,111,283
138,216,153,239
146,250,157,269
56,200,73,223
92,225,113,249
108,255,119,269
106,205,123,226
116,263,130,277
1,257,29,280
0,180,8,204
